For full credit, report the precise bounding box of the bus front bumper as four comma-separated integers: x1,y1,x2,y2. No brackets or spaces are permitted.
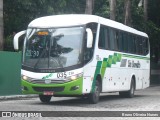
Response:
21,77,83,95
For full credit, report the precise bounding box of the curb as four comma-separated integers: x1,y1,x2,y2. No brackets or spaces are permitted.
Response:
0,95,38,100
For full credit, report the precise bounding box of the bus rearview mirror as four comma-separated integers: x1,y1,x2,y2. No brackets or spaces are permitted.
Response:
13,30,26,50
86,28,93,48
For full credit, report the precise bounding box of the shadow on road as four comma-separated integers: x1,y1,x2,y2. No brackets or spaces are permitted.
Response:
32,94,148,107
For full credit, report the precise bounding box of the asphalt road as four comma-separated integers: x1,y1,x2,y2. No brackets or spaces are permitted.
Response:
0,85,160,120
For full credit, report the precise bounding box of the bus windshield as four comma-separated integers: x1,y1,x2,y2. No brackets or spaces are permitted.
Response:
23,26,84,69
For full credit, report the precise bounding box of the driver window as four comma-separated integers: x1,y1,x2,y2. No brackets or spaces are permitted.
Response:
84,23,98,63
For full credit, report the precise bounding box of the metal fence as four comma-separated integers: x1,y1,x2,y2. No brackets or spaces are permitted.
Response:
0,51,21,96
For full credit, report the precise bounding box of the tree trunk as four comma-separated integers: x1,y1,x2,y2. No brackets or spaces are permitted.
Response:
138,0,143,7
109,0,116,20
0,0,3,50
144,0,148,21
85,0,93,14
124,0,131,26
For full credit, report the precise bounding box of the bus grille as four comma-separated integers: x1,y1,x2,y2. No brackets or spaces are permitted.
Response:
28,79,70,84
33,86,65,92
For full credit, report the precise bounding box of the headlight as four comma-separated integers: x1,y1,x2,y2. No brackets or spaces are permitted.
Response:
22,75,28,80
70,76,77,80
21,75,32,82
67,73,83,81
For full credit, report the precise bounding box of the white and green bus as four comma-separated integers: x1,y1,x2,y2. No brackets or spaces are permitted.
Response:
14,14,150,104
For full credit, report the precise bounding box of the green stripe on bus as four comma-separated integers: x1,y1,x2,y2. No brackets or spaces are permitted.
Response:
91,61,102,93
101,58,108,79
91,52,149,93
91,53,122,93
122,54,150,60
101,53,122,79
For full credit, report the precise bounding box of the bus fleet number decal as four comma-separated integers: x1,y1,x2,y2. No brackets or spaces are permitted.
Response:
57,72,67,79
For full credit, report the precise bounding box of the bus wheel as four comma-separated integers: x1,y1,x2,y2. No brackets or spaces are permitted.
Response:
119,78,135,98
88,80,100,104
39,95,52,103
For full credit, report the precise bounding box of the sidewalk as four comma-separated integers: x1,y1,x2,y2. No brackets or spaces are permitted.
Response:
0,94,38,100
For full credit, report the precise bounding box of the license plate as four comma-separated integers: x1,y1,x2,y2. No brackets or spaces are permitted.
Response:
43,91,54,95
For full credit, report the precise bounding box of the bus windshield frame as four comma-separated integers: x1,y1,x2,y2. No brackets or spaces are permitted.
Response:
22,26,85,72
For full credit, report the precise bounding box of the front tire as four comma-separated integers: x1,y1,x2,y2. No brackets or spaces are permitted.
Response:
39,95,52,103
88,80,100,104
119,78,135,98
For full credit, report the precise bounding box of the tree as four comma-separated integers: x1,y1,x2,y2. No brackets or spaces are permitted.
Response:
144,0,148,21
109,0,116,20
3,0,160,62
85,0,93,14
138,0,148,21
124,0,131,26
3,0,86,50
0,0,3,50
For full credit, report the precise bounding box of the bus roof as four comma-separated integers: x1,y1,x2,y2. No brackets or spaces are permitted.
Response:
28,14,148,38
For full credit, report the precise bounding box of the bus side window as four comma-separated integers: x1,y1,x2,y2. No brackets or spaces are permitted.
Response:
98,26,106,49
132,36,136,54
135,37,139,54
99,25,109,50
140,37,143,55
123,32,128,52
115,30,119,51
104,27,110,49
128,34,132,53
133,36,137,54
118,31,123,52
128,34,136,54
109,28,115,50
85,23,98,62
142,38,149,55
135,36,142,55
137,37,143,55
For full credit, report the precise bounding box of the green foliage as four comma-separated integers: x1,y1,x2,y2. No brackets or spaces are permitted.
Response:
4,0,86,36
131,0,144,30
3,0,160,53
4,34,14,51
94,0,110,18
146,21,160,46
116,0,125,23
145,21,160,62
4,0,86,51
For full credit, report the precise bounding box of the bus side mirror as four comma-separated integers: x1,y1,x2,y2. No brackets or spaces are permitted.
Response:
13,30,26,50
86,28,93,48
